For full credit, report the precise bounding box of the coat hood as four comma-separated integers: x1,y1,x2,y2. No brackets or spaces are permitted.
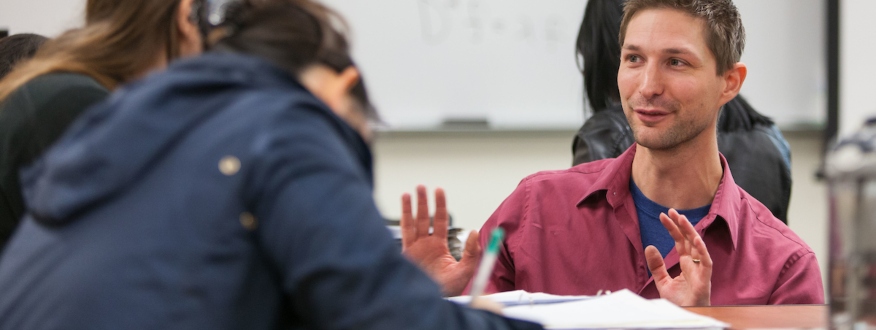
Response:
21,52,372,226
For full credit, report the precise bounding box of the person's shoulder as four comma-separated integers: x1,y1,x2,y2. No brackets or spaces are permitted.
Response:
575,107,634,162
15,73,109,113
237,82,363,155
579,106,628,133
242,83,336,130
569,157,616,173
518,157,616,188
734,187,812,252
0,73,107,122
28,72,103,87
24,72,108,97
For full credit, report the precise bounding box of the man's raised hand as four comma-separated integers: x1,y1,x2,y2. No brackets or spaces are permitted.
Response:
645,208,712,306
400,185,480,296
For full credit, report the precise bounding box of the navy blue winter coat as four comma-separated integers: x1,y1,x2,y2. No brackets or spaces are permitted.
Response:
0,52,541,330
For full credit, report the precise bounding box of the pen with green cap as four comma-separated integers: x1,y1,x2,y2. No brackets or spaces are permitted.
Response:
468,227,505,306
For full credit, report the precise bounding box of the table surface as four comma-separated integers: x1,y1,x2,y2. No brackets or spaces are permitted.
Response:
684,305,827,329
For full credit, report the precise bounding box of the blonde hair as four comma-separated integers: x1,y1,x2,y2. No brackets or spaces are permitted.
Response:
0,0,184,101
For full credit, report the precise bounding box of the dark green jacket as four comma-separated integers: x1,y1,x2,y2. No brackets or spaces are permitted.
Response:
0,72,109,249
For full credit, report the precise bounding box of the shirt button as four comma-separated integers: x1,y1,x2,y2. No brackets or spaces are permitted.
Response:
240,212,258,231
219,156,241,176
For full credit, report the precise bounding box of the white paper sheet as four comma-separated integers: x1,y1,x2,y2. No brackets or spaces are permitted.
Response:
455,289,728,329
447,290,592,307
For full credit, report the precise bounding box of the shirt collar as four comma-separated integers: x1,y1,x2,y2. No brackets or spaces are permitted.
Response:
577,144,637,208
576,144,741,250
699,154,741,250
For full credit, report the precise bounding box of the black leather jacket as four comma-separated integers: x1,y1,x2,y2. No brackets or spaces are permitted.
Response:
572,97,792,223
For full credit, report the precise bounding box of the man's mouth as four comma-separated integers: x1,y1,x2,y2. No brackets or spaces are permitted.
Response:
634,109,670,124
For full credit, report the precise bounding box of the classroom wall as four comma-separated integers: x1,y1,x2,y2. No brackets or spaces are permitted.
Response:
0,0,84,36
839,0,876,135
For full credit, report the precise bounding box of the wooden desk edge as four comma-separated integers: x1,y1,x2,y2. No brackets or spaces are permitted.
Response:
684,305,827,329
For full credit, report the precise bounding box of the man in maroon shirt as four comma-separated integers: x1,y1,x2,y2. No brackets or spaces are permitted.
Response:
401,0,824,306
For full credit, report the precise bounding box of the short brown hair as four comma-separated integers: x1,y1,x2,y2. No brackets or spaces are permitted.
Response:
619,0,745,75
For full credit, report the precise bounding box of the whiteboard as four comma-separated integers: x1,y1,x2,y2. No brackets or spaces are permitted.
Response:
0,0,85,37
735,0,826,129
323,0,826,130
322,0,587,130
1,0,826,130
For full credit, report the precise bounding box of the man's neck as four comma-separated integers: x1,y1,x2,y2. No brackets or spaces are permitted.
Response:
630,134,723,210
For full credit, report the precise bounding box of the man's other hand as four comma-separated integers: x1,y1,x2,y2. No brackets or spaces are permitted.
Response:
645,208,712,306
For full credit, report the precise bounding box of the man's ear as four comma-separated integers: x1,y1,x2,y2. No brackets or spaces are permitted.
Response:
176,0,204,57
719,62,747,105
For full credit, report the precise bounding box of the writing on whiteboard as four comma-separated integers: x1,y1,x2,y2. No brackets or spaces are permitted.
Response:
417,0,567,52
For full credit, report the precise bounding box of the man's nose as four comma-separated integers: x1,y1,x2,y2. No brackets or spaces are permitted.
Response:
638,63,664,99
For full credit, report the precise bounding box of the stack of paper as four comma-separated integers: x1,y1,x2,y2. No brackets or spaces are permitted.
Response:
447,290,592,307
449,289,728,329
498,289,728,329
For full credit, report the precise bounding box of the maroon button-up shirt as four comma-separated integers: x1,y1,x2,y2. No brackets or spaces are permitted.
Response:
478,145,823,305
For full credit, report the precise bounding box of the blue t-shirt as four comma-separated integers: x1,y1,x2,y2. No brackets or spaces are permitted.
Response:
630,179,710,258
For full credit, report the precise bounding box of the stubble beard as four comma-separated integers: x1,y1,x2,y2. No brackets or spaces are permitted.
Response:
625,98,712,151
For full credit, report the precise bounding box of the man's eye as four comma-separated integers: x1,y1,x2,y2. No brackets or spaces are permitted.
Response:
627,55,640,62
669,59,684,66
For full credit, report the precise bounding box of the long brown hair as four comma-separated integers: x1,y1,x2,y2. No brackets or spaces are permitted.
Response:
0,0,184,101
